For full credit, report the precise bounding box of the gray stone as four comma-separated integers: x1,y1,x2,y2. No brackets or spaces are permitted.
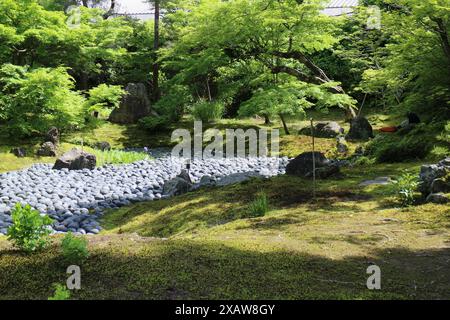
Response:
359,177,392,187
11,147,27,158
419,164,448,194
199,175,216,187
431,178,450,194
53,148,96,170
162,170,193,196
426,193,449,204
216,172,262,186
299,121,344,138
46,127,60,145
286,152,339,179
346,116,374,141
94,141,111,151
336,136,348,154
37,142,57,157
109,83,153,124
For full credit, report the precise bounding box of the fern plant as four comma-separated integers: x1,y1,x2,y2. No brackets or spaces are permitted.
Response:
391,170,419,206
48,284,71,301
7,203,53,253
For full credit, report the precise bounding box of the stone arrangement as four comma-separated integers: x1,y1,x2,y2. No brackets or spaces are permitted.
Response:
0,154,288,235
419,157,450,204
285,152,340,179
36,127,60,157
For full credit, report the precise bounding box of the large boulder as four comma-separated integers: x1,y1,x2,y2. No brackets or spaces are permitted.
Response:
346,116,374,141
419,157,450,203
53,148,96,170
163,170,193,196
286,152,339,179
419,162,449,194
109,83,153,124
36,142,57,157
299,121,344,138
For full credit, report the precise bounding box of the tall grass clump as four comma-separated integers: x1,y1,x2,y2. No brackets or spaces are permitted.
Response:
191,100,224,123
247,191,269,218
93,149,150,166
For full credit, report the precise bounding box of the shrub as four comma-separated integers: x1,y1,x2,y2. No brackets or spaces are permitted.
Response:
352,156,376,166
191,100,224,123
85,84,125,118
390,170,419,206
48,284,71,301
93,149,150,166
0,64,85,137
154,84,192,122
61,232,89,263
247,192,269,218
366,125,433,163
7,203,53,253
438,121,450,144
139,115,171,132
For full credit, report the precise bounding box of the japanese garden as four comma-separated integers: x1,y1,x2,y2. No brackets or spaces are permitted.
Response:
0,0,449,301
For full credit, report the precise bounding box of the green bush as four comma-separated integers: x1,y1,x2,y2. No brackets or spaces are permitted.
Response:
437,121,450,144
85,84,125,118
139,115,171,132
7,203,53,253
48,284,71,301
0,64,85,137
61,232,89,263
352,156,376,166
366,125,433,163
191,100,225,123
154,84,192,122
247,192,269,218
390,170,419,206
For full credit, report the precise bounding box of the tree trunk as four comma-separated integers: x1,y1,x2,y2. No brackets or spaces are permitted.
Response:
79,73,89,91
271,50,358,120
279,114,290,135
206,77,212,101
103,0,116,19
152,0,161,102
433,18,450,65
264,114,271,125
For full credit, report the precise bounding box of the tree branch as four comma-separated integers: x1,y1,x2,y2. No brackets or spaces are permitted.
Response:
430,17,450,65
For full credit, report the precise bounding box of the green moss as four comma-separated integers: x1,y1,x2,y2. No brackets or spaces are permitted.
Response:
1,110,449,299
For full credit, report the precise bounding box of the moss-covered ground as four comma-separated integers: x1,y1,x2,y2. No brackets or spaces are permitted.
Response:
0,161,449,299
0,110,448,300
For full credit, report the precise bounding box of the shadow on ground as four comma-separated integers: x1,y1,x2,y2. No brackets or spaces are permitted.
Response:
0,237,449,300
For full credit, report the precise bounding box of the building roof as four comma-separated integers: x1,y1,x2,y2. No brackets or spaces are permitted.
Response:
112,0,359,20
322,0,359,17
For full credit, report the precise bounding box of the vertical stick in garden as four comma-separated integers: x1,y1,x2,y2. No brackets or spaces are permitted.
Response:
311,118,316,199
152,0,160,101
